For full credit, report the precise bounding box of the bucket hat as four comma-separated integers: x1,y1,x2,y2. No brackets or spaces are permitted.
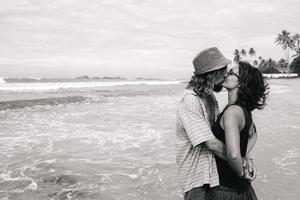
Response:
193,47,231,74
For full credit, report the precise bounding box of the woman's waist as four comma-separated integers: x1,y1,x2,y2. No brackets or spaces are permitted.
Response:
215,158,250,190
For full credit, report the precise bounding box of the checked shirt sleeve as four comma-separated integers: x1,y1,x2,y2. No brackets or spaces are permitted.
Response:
178,94,215,147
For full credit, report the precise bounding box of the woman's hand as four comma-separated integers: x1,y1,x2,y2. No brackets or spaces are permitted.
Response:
241,157,257,181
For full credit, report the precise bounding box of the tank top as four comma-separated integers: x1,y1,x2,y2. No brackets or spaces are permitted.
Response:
211,103,253,191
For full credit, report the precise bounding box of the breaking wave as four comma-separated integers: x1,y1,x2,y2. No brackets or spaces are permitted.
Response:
0,80,183,92
0,96,87,111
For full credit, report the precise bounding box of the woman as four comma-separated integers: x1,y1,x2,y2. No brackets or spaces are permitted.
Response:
207,61,269,200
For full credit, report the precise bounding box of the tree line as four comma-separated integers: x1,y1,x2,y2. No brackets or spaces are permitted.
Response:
233,30,300,74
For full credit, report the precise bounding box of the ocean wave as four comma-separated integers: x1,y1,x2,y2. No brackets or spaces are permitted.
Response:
4,77,45,83
0,96,86,111
0,80,183,92
94,89,165,97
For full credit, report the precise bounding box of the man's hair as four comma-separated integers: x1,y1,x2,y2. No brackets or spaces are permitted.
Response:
186,67,227,97
236,61,269,111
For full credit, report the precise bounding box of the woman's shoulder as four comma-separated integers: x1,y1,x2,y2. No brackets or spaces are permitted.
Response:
223,104,244,116
222,104,246,130
223,105,245,123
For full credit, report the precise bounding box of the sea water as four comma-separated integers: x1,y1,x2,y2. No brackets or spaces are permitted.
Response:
0,79,299,200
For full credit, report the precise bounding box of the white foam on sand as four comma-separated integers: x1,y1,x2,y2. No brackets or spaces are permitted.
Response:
0,80,183,92
0,167,38,193
272,148,300,176
263,73,298,78
0,77,6,84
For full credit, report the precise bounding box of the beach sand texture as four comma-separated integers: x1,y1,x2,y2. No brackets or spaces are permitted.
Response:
0,79,299,200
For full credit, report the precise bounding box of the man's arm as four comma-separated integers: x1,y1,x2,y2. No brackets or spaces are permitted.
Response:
204,123,257,161
204,138,227,161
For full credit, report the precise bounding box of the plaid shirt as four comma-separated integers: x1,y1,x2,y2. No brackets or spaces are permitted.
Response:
175,89,220,193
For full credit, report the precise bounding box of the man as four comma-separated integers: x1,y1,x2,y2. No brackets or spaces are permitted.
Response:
175,47,256,200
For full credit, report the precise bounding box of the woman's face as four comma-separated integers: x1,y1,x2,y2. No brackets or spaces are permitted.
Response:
222,65,240,90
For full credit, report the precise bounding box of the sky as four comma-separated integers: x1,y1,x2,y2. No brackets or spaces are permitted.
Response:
0,0,299,79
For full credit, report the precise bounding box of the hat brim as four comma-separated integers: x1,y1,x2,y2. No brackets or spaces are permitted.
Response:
194,58,231,75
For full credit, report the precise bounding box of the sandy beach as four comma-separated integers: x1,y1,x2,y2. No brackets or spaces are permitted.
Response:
0,79,299,200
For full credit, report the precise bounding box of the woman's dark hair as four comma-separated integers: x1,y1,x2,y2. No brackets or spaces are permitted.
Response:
236,61,269,111
186,67,227,97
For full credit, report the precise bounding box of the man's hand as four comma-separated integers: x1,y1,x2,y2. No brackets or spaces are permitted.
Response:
241,157,257,181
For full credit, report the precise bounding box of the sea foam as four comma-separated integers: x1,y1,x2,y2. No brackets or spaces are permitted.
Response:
0,77,6,84
0,80,183,92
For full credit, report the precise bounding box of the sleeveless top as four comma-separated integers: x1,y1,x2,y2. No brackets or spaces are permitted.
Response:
211,104,252,191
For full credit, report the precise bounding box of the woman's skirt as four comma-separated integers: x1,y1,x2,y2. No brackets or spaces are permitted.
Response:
206,184,257,200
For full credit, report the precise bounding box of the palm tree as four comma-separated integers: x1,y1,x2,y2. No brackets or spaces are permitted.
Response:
259,58,280,73
253,60,258,66
258,59,266,72
233,49,240,62
258,56,263,65
292,33,300,57
265,58,280,73
277,58,288,73
241,49,247,57
248,48,256,56
234,49,239,56
278,58,286,63
275,30,295,72
275,30,294,49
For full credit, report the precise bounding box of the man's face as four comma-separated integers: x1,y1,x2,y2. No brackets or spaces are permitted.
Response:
213,83,224,92
213,66,228,92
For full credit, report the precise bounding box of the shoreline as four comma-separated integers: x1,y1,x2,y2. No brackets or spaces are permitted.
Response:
263,73,298,79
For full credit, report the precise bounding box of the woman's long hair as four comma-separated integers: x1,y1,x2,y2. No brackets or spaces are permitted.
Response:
186,67,227,97
236,62,269,111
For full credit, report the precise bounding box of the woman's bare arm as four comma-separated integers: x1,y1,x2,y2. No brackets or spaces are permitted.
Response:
223,105,245,177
